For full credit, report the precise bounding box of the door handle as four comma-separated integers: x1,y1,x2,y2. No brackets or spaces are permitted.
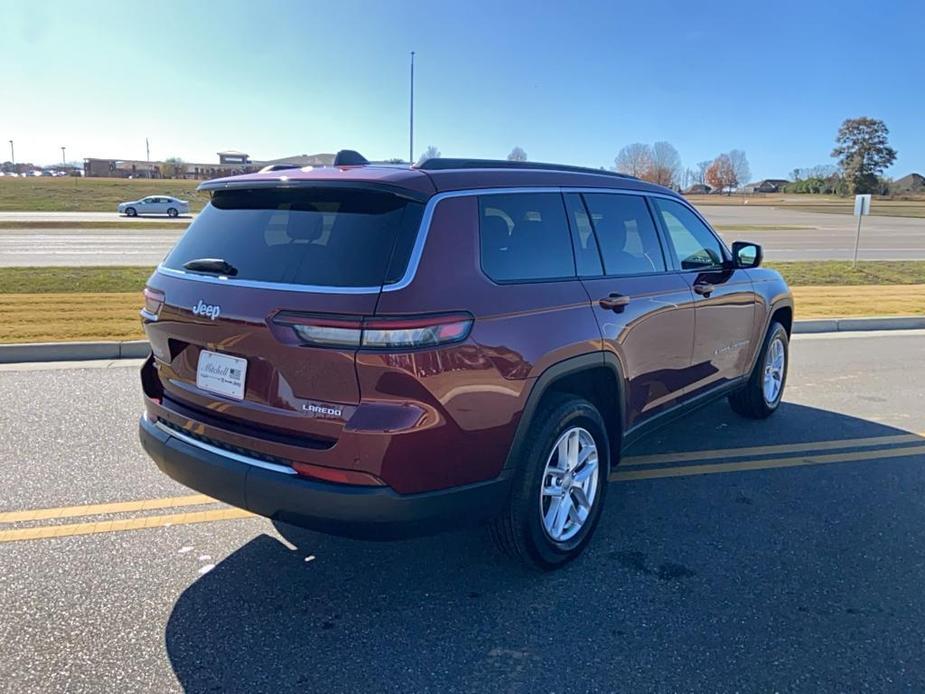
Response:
693,282,714,297
599,293,631,312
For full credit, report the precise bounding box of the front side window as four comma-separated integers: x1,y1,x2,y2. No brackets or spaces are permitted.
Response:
479,193,575,282
652,198,725,270
583,193,666,275
163,188,423,287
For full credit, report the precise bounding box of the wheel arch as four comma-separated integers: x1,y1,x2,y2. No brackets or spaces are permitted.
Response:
503,352,625,473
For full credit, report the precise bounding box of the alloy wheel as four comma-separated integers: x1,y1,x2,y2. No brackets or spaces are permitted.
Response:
539,426,599,542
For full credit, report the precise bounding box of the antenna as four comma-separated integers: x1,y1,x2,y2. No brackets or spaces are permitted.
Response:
409,51,415,165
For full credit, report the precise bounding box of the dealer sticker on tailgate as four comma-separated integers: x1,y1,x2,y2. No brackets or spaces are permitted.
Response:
196,350,247,401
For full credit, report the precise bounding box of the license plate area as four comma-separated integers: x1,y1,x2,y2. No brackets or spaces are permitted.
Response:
196,350,247,401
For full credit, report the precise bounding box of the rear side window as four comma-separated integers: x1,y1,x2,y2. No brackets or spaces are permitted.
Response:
163,188,424,287
583,193,666,275
479,193,575,282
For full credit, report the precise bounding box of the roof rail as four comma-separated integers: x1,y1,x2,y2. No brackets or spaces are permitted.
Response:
415,158,638,180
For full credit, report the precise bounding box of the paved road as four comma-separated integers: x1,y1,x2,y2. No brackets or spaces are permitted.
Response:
702,205,925,261
0,228,181,267
1,330,924,692
0,206,923,266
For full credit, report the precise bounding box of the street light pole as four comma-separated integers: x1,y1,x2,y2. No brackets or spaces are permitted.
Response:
409,50,415,165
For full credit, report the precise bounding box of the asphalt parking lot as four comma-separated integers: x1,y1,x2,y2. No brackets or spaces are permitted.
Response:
1,206,923,266
1,330,924,692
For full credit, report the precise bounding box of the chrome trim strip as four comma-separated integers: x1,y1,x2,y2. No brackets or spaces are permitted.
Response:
156,186,687,295
153,419,298,475
156,265,383,294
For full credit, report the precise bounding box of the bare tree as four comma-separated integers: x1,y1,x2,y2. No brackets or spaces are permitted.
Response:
695,160,712,185
416,146,441,166
648,141,682,188
614,143,652,177
727,150,751,188
507,147,527,162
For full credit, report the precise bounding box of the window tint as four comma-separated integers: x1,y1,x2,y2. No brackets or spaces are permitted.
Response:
564,193,603,276
653,198,725,270
163,188,424,287
479,193,575,282
583,194,666,275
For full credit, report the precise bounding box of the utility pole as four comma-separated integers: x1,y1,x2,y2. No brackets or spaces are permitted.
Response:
61,146,66,164
146,138,150,162
409,51,415,165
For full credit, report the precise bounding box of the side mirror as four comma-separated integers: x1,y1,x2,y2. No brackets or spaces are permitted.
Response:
732,241,762,268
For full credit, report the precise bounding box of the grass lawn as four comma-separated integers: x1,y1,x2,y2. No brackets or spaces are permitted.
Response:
0,293,144,343
0,267,153,294
713,224,813,232
0,263,923,343
792,285,925,318
0,220,189,230
766,261,925,286
0,177,209,212
687,194,925,218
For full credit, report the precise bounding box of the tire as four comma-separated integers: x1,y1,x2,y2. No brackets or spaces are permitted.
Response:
490,395,609,570
728,321,789,419
167,207,178,218
125,207,137,217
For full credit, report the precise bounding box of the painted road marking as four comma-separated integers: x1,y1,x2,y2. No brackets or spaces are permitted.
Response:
2,437,925,544
0,494,213,524
0,508,252,543
621,432,925,468
612,444,925,482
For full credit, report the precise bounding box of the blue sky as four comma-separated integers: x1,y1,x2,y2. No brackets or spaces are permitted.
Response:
2,0,922,179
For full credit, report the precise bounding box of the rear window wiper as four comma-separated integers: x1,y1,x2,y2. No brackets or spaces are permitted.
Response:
182,258,239,276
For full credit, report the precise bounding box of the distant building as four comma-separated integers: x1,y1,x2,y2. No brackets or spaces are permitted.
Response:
684,183,712,194
892,173,925,194
217,150,251,165
741,179,790,194
83,151,336,179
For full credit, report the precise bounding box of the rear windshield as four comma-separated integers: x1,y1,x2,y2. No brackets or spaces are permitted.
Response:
163,188,424,288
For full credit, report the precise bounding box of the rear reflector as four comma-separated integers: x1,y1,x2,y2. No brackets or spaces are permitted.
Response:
291,461,386,486
273,312,473,350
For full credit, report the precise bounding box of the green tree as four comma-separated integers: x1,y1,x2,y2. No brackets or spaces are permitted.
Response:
831,117,897,194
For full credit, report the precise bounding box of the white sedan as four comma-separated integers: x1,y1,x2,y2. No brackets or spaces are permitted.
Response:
117,195,189,217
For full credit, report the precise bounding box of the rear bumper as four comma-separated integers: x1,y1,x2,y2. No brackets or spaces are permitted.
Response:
139,415,512,539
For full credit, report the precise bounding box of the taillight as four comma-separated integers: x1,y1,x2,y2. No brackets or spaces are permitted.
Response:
362,315,472,349
272,312,473,350
142,287,165,317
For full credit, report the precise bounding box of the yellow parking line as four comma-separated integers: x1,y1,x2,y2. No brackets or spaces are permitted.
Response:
621,432,925,467
612,444,925,481
0,494,215,524
3,435,924,544
0,507,254,543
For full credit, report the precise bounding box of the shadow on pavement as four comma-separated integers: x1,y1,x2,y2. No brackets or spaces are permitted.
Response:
165,401,925,692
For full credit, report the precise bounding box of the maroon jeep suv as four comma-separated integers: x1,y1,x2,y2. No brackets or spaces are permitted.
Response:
139,152,793,568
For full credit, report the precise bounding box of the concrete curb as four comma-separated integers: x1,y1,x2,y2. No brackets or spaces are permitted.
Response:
0,340,150,364
792,316,925,334
0,317,923,363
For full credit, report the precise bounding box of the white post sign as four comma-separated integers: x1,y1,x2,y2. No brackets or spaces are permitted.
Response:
852,194,872,266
